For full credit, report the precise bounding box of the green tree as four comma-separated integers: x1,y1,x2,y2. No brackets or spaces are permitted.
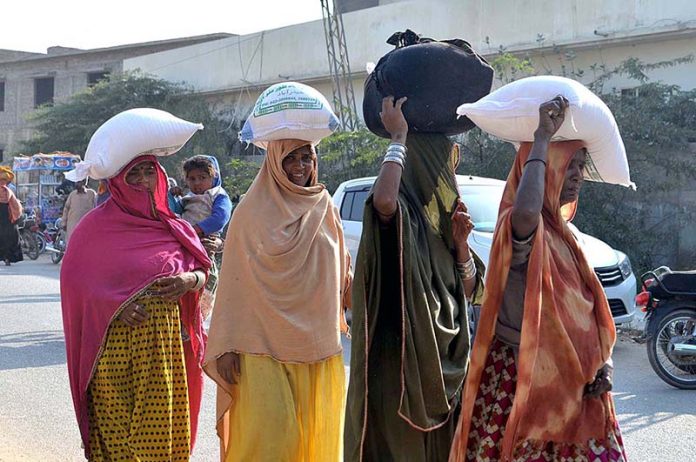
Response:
224,157,260,197
574,83,696,271
21,71,238,181
458,50,696,273
318,128,390,192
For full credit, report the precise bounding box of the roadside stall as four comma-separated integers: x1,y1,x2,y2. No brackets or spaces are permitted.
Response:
12,152,82,225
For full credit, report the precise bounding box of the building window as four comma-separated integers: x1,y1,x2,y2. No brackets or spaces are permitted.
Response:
34,77,55,108
0,149,4,162
0,81,5,112
620,87,639,98
87,71,109,87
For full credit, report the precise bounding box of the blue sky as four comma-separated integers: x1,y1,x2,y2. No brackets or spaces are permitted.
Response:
2,0,322,53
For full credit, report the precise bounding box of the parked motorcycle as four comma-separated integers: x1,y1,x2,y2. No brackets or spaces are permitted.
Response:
37,222,57,251
17,213,40,260
32,222,51,254
46,217,67,264
636,266,696,389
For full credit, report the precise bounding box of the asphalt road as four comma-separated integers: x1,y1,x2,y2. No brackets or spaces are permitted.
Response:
1,257,694,461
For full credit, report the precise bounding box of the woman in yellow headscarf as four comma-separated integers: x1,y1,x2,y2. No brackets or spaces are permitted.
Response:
449,97,627,461
0,166,24,266
204,139,352,462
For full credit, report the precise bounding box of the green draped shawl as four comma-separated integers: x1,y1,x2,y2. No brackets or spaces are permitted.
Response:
345,133,485,461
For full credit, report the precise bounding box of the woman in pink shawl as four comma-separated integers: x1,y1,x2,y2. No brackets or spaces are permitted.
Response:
60,155,211,461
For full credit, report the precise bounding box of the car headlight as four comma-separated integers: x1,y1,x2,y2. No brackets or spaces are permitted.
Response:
618,252,633,279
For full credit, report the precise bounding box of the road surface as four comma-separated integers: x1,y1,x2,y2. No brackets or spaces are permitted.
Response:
1,257,694,461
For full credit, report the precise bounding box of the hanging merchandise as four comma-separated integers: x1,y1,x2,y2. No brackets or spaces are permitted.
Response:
12,152,82,225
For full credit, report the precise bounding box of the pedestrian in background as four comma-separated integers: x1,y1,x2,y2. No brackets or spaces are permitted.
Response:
0,166,23,266
55,177,75,196
449,97,626,461
204,139,352,462
61,155,211,461
60,179,97,246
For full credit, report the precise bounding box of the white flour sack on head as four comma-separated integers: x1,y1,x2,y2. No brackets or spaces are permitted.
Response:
457,75,634,188
239,82,340,149
65,108,203,181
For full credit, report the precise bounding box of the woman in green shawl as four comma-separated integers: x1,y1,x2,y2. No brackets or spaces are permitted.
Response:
345,97,484,461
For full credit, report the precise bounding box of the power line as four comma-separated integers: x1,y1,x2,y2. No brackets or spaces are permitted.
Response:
146,33,266,72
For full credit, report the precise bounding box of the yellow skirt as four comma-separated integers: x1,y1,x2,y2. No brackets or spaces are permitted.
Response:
224,353,346,462
87,296,190,461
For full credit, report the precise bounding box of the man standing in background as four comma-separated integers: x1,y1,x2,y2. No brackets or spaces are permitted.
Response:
61,180,97,246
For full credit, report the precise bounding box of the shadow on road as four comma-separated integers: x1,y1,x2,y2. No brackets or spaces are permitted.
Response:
0,330,66,370
614,388,696,428
0,259,61,280
0,294,62,304
612,339,696,437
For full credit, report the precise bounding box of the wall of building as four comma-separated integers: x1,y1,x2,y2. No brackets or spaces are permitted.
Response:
0,34,233,156
0,52,124,156
512,34,696,91
0,50,41,63
122,1,696,266
336,0,405,14
124,0,696,120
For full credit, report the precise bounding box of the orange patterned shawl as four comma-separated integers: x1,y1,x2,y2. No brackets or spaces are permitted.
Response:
450,141,617,461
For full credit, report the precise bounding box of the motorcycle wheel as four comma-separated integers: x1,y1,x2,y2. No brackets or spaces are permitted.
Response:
51,231,66,264
35,232,47,254
21,230,40,261
647,309,696,390
51,251,64,264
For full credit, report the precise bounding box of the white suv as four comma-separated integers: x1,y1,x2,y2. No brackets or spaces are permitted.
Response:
333,175,637,326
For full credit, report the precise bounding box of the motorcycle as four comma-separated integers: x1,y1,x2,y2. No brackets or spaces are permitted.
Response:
33,222,51,254
45,217,67,264
636,266,696,389
17,213,40,260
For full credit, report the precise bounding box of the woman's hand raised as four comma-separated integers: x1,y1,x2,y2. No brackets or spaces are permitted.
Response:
380,96,408,144
535,95,569,140
452,199,474,261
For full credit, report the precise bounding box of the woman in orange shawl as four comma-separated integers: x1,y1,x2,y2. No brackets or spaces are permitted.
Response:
0,166,24,266
449,97,627,462
204,139,352,462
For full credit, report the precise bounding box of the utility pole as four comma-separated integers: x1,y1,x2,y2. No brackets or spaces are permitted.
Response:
320,0,360,132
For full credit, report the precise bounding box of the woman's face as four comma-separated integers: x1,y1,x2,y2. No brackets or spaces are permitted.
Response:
282,145,316,187
125,161,158,191
560,148,587,205
0,178,8,187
